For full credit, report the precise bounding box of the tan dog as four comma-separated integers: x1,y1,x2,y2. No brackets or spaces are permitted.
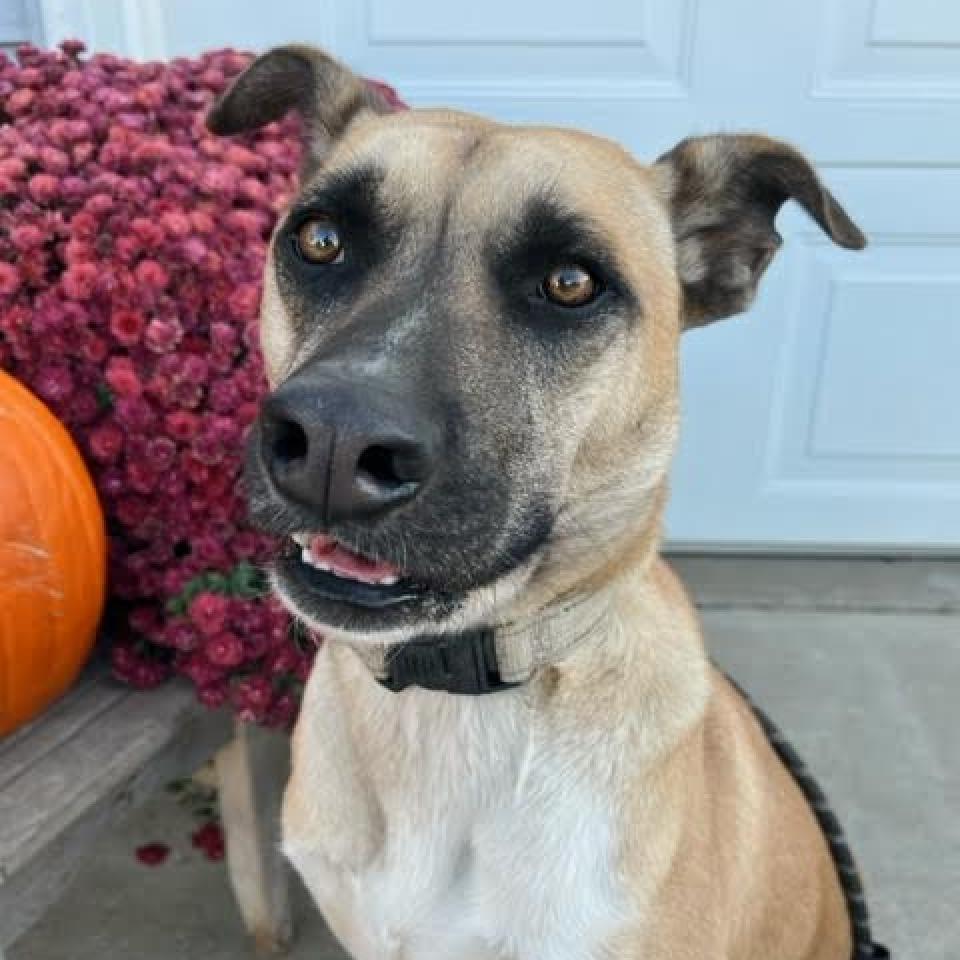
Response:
209,46,869,960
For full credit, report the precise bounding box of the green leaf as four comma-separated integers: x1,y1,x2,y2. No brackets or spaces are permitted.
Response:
95,383,114,411
227,562,268,598
165,596,187,616
164,562,268,614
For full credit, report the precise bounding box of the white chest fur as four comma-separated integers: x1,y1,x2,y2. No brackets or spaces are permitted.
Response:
282,643,630,960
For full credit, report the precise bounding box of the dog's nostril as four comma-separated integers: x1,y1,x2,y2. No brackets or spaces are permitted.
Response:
356,444,408,490
271,418,309,465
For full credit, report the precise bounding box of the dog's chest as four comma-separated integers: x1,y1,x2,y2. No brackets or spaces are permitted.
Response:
283,650,628,960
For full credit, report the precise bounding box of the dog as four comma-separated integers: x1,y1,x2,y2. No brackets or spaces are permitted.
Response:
208,45,868,960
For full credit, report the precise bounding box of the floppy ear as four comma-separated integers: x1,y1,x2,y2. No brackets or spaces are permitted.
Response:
654,134,866,330
206,45,393,172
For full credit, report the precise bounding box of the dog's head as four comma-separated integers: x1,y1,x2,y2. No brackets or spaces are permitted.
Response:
208,46,865,642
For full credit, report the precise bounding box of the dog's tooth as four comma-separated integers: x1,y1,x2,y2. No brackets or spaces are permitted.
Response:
302,546,330,572
298,540,399,586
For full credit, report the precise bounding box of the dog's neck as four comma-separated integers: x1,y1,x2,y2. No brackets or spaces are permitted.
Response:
346,588,614,695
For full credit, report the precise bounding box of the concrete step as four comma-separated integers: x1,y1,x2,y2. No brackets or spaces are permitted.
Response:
670,554,960,613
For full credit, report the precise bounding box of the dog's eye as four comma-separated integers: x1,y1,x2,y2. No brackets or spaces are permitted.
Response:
295,217,343,265
541,264,598,307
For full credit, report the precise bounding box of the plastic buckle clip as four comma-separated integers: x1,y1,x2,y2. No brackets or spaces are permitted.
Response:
378,628,519,695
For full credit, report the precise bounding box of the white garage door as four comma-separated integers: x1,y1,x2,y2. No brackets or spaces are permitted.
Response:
37,0,960,551
1,0,38,55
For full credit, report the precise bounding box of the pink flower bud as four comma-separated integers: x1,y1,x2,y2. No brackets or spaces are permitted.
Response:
159,211,191,237
204,631,245,667
0,262,20,296
27,173,59,203
0,157,27,179
143,315,183,353
7,88,36,114
227,282,260,318
109,308,145,345
188,592,230,636
105,356,142,397
33,364,75,404
88,423,125,463
40,146,70,175
61,262,99,299
135,259,169,291
10,225,45,250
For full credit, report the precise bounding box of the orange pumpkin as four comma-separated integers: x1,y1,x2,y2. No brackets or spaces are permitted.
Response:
0,370,107,737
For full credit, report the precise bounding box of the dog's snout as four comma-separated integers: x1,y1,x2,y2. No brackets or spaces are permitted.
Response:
260,379,436,524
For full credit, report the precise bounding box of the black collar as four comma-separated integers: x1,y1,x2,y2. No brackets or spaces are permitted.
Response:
349,591,612,696
376,628,520,695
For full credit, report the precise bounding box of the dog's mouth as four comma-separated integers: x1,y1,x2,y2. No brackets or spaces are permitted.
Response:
264,502,554,631
295,532,402,586
279,531,433,612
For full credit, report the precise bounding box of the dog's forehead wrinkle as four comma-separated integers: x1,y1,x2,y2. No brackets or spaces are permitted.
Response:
296,160,378,204
331,115,487,207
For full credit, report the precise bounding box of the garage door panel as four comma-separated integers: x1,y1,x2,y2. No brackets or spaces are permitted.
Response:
365,0,649,47
808,274,960,461
769,242,960,475
340,0,696,101
768,170,960,489
816,0,960,99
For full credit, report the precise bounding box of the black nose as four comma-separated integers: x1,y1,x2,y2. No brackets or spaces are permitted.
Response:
259,375,437,524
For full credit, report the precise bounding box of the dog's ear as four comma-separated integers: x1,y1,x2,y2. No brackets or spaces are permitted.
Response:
206,45,393,170
654,134,866,330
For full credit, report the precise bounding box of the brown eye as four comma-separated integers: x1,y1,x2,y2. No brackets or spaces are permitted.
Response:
542,264,598,307
295,217,343,264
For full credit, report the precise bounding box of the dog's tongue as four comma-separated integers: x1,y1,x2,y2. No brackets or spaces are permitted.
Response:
307,533,400,583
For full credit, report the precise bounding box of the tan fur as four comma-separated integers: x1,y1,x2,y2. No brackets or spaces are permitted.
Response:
219,48,858,960
609,565,849,960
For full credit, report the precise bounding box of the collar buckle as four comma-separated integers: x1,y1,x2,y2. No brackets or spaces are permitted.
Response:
377,628,519,695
